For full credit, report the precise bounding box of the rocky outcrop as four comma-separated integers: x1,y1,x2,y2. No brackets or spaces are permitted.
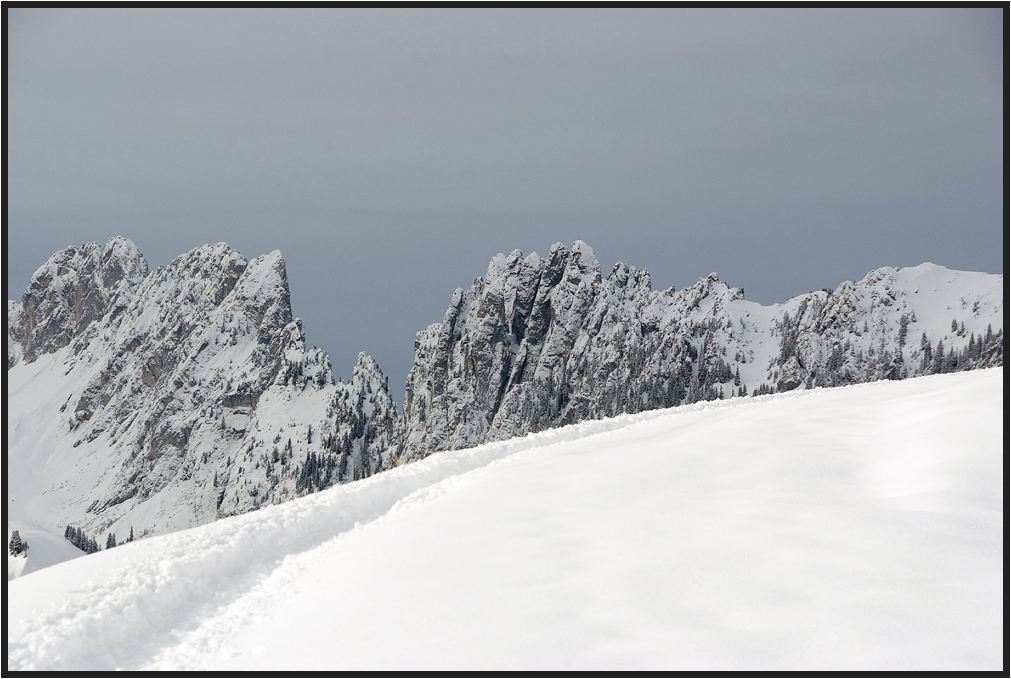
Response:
397,242,1003,463
7,239,397,540
15,237,149,366
7,300,27,369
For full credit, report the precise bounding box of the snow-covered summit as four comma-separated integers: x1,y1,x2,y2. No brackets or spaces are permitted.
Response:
7,239,397,557
11,237,149,367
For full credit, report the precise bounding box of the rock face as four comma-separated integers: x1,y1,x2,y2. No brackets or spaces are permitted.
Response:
397,241,1003,462
8,238,149,368
7,239,397,540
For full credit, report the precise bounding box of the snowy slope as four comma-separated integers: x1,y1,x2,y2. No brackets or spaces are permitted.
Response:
6,520,86,581
7,369,1003,671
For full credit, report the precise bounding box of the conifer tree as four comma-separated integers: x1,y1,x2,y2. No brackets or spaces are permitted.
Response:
920,332,932,372
898,314,909,347
9,530,28,557
932,339,946,374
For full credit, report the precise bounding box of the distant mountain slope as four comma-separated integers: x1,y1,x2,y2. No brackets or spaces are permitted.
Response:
7,239,397,549
398,241,1002,461
7,369,1003,671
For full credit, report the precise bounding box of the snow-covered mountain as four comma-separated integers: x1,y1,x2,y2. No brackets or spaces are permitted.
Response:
398,241,1002,460
7,238,397,556
6,238,1003,563
7,369,1003,670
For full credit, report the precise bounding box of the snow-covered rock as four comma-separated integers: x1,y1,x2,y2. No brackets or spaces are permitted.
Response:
397,244,1003,462
14,237,149,365
7,300,27,369
7,238,397,549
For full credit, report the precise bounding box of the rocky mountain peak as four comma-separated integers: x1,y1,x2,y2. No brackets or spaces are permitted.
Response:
7,239,397,543
15,237,149,365
607,261,651,290
352,352,386,386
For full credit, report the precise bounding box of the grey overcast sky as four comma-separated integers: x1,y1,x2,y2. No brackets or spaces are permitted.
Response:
6,8,1005,399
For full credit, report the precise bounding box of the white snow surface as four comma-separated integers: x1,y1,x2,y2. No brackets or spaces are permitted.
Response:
7,368,1003,671
6,520,86,580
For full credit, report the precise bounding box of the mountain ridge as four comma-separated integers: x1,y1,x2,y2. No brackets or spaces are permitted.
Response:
6,238,1003,567
396,241,1002,461
7,239,396,557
